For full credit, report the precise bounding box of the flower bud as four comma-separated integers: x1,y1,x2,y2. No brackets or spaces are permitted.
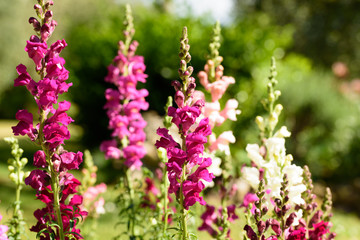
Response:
244,225,257,240
187,66,193,76
175,91,185,108
255,116,265,131
274,198,281,207
257,220,266,234
262,206,268,215
45,11,53,20
286,212,296,227
8,165,15,172
180,60,186,68
282,204,290,213
9,172,18,183
45,1,54,8
270,219,282,236
185,54,191,63
274,90,281,98
171,80,182,91
53,159,61,172
269,112,278,131
269,92,275,102
29,17,41,31
20,157,28,166
274,104,283,116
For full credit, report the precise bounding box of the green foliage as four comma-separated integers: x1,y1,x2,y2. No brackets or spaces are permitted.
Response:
114,168,159,240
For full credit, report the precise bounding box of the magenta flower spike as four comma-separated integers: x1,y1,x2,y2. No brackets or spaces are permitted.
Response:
100,5,149,171
155,27,215,239
99,5,148,238
12,1,86,239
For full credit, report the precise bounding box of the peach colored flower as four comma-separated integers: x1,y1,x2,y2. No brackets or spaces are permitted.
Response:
209,131,236,155
221,99,241,121
207,76,235,102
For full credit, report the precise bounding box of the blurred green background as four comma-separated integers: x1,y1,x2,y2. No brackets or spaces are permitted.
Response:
1,0,360,238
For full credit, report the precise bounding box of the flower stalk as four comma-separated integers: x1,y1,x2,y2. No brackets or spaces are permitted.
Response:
156,26,215,240
12,0,87,238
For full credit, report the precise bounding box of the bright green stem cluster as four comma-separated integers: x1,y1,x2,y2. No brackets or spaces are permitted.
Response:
257,57,282,139
4,137,29,240
160,95,173,235
208,21,222,82
79,149,98,193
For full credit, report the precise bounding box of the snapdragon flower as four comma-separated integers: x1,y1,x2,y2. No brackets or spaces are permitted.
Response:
100,7,148,171
156,27,215,239
12,1,86,239
242,58,335,240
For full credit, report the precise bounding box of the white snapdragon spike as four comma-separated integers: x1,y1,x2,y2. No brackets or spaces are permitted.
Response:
243,134,306,207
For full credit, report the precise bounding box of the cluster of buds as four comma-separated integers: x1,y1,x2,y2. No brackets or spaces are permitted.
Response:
4,137,29,239
4,137,29,189
29,0,57,44
100,5,149,170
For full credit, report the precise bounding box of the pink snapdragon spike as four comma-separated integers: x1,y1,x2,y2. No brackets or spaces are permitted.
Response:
155,26,215,239
197,22,240,239
12,1,86,239
100,7,148,171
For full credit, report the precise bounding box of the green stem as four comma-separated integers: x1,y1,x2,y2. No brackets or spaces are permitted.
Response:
162,164,169,235
50,169,65,240
125,168,136,239
179,137,188,240
179,164,188,240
